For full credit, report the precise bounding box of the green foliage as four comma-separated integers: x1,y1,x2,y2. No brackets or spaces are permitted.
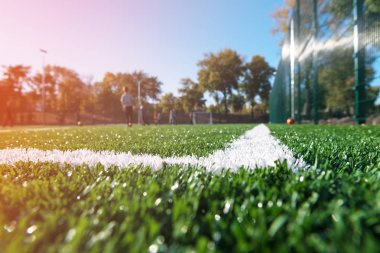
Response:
51,66,88,115
198,49,245,117
1,124,380,252
331,0,380,18
95,71,162,117
229,93,245,112
158,93,179,114
0,65,31,113
177,78,206,113
318,48,355,114
243,55,275,109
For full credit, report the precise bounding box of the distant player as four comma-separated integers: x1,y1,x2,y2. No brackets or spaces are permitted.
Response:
153,109,161,125
140,104,150,126
169,109,176,125
120,86,134,127
189,111,193,124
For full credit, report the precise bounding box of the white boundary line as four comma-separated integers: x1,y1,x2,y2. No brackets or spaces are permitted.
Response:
0,126,75,133
0,124,307,173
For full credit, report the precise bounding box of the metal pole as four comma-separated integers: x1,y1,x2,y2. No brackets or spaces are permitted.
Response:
312,0,319,124
353,0,366,124
295,0,302,123
290,18,296,120
40,49,47,125
137,80,141,125
287,24,292,121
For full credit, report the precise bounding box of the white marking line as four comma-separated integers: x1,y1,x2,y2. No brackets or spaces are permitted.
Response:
0,124,307,172
0,126,73,133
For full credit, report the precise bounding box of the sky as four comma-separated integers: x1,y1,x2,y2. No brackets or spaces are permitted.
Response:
0,0,283,96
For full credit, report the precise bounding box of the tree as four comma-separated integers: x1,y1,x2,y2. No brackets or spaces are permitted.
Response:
159,93,178,113
40,66,87,122
2,65,31,94
95,71,162,120
177,78,206,112
331,0,380,18
242,55,275,120
229,93,245,113
130,71,162,102
271,0,295,36
95,72,132,118
32,65,63,112
198,49,244,121
1,65,32,122
319,46,378,116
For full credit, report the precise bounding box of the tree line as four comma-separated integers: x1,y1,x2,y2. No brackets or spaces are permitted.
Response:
0,49,274,124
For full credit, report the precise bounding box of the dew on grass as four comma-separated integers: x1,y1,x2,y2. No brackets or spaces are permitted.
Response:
155,198,162,206
65,229,76,242
223,200,232,214
4,221,16,233
171,182,179,191
148,244,158,253
26,225,37,234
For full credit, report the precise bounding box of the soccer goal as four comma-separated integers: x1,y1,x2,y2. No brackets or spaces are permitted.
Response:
192,111,213,124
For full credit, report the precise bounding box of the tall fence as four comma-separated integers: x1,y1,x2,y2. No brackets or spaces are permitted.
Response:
270,0,380,124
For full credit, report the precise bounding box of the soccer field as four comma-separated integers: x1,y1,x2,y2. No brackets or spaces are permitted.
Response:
0,124,379,253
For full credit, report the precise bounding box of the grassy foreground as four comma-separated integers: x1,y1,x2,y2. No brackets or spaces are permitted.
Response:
0,124,380,253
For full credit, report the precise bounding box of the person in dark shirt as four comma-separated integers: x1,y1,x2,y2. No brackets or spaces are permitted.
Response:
120,86,134,127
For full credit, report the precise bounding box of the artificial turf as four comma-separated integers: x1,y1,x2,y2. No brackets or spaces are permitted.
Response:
0,124,379,253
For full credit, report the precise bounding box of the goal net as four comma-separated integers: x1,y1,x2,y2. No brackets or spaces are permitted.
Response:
192,111,213,124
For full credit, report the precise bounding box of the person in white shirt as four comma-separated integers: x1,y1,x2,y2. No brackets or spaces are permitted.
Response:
120,86,134,127
169,108,176,125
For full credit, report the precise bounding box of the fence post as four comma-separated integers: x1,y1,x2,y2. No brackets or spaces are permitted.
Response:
290,19,296,120
312,0,319,124
295,0,302,123
353,0,366,124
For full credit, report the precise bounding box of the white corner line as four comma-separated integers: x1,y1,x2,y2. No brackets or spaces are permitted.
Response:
0,124,307,172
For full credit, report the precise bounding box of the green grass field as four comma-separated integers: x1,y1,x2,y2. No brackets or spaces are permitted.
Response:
0,124,379,253
0,125,252,157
